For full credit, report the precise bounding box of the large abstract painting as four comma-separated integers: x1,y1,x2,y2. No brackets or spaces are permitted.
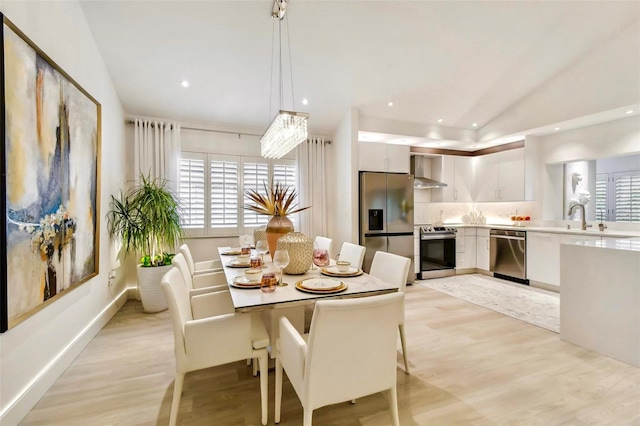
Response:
1,14,101,332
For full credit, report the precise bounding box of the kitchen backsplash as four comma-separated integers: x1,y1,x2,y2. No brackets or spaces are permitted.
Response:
414,201,542,226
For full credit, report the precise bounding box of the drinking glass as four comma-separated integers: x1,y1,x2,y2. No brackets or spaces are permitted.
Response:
256,239,268,267
312,248,329,274
272,249,290,287
250,255,263,269
260,272,277,293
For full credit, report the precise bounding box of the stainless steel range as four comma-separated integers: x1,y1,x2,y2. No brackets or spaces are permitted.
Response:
419,225,457,279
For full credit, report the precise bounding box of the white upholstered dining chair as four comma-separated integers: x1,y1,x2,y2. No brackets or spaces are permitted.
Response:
179,243,223,275
369,251,411,373
336,242,366,270
171,253,233,318
313,236,333,259
274,292,404,426
161,267,270,426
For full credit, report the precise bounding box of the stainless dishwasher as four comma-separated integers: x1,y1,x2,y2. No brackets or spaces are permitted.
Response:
489,229,529,284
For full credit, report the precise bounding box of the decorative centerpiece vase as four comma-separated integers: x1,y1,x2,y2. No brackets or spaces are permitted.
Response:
276,232,313,274
266,215,294,256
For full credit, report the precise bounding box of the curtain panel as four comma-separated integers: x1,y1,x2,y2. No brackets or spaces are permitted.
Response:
296,137,328,238
133,118,181,191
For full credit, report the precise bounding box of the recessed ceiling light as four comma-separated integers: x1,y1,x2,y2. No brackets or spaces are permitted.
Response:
387,101,394,107
302,99,309,105
437,118,444,123
554,127,560,131
472,122,478,127
180,80,189,88
626,110,634,114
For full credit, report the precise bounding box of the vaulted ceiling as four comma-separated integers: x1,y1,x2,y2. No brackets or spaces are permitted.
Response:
80,1,640,149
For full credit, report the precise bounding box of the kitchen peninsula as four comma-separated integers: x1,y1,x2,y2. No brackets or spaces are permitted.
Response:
560,238,640,367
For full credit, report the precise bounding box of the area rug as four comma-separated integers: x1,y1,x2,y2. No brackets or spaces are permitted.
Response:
416,274,560,333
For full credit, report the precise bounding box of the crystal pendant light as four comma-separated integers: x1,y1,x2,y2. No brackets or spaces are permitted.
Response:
261,0,309,159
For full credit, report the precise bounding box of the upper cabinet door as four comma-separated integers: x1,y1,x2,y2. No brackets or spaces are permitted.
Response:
358,142,410,173
358,142,388,172
386,144,410,173
498,148,525,201
475,152,500,201
454,156,475,202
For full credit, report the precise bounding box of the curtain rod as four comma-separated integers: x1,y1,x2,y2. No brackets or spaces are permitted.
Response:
125,119,330,143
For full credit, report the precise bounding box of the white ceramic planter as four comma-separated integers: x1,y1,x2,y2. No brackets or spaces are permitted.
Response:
137,264,171,313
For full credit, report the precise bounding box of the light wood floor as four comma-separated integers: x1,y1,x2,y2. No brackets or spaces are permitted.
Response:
21,284,640,425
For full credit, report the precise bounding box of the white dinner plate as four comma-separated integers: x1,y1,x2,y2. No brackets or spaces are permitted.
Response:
299,278,344,291
227,260,251,268
321,265,363,277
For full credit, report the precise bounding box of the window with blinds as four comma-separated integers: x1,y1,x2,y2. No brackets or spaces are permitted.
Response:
595,173,608,221
595,170,640,223
614,171,640,223
179,152,297,235
179,155,206,229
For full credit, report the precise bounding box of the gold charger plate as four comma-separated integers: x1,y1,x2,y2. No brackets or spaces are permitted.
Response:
226,260,251,268
320,266,364,278
295,278,347,294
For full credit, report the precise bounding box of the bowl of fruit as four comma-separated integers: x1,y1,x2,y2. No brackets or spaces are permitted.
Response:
510,215,531,226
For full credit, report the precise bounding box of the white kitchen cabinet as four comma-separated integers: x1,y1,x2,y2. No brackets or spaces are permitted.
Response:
456,227,477,270
413,228,420,275
476,228,490,271
432,156,475,202
475,148,525,202
560,234,600,245
358,142,410,173
527,232,561,286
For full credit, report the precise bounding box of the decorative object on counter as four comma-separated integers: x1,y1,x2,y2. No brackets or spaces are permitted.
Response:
478,211,486,225
510,215,532,227
244,182,310,255
276,232,313,274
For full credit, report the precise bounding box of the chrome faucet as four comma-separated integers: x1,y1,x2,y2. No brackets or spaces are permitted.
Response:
567,203,591,231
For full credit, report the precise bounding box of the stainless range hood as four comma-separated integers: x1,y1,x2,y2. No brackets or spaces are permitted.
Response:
410,156,448,189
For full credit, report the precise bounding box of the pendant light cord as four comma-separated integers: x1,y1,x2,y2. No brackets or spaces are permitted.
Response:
285,14,296,110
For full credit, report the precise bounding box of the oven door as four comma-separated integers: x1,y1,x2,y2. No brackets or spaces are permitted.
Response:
420,235,456,279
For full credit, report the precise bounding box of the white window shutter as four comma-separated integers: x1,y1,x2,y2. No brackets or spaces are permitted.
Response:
614,171,640,223
179,155,206,229
210,157,239,229
243,159,270,228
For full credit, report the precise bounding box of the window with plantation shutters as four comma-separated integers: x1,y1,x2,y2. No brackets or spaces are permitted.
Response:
210,157,239,229
179,154,206,229
595,173,608,221
614,171,640,223
179,151,298,235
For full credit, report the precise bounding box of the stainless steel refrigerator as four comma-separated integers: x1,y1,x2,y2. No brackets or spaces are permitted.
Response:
359,172,415,283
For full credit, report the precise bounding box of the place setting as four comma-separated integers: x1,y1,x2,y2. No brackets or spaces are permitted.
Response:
295,277,348,294
320,260,363,278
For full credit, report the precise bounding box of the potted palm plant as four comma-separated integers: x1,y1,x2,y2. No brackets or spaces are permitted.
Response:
107,175,183,312
244,182,310,256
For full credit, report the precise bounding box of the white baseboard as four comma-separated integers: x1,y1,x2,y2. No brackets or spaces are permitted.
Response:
0,288,129,425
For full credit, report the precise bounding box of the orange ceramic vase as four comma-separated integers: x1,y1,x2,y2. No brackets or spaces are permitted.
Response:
266,215,294,256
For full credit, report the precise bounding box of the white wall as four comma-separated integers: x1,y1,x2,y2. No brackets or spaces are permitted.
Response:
328,108,359,251
0,2,127,423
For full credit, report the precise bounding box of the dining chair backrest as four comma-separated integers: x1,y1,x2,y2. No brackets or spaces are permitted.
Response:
314,236,333,259
369,251,411,293
172,253,195,291
305,292,404,410
337,242,366,270
161,267,193,366
179,244,197,275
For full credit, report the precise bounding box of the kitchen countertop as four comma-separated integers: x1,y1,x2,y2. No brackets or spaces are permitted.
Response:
414,223,640,238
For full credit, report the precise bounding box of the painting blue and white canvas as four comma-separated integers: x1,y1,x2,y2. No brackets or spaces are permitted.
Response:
1,15,101,331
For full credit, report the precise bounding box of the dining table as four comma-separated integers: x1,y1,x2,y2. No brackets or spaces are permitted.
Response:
217,246,399,356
